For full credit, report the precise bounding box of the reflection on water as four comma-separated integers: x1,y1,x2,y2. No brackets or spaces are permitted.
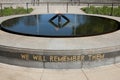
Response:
49,14,70,30
1,14,120,37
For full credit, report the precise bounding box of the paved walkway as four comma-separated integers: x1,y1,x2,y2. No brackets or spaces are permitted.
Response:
30,6,86,14
0,63,120,80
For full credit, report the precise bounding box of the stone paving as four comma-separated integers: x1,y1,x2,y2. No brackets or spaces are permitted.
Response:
30,6,86,14
0,63,120,80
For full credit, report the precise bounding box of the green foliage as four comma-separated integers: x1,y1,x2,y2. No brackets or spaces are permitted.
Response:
81,6,120,17
0,7,33,16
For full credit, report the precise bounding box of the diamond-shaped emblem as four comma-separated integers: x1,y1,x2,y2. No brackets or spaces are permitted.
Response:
49,14,70,29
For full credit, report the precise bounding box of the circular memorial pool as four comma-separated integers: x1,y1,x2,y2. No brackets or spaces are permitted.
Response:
0,14,120,37
0,14,120,69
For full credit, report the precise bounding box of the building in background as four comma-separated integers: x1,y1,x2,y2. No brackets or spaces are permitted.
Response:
0,0,120,3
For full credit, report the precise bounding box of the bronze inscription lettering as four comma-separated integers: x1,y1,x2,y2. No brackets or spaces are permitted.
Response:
20,53,105,62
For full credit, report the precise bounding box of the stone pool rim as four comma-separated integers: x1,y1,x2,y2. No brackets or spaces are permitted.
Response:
0,14,120,69
0,13,120,50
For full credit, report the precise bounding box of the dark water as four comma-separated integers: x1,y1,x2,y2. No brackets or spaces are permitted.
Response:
0,14,120,37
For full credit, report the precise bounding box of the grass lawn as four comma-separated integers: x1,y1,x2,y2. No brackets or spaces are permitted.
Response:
0,7,33,16
81,6,120,17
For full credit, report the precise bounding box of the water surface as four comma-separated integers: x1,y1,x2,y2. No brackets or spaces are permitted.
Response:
1,14,119,37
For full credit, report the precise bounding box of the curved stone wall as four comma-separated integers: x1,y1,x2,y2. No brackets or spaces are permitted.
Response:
0,45,120,69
